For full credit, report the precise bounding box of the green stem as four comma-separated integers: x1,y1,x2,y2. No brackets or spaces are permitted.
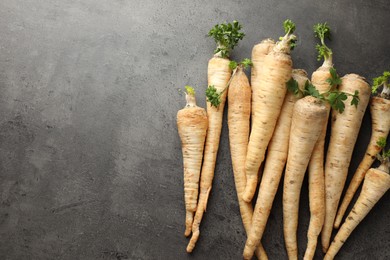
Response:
275,34,296,53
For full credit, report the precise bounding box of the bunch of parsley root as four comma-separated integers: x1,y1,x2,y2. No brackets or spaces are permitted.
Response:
176,19,390,260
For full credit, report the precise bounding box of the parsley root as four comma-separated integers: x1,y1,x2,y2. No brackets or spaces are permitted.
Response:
243,19,297,203
251,38,275,122
242,69,308,259
321,74,371,252
187,21,244,253
325,155,390,259
177,86,208,237
227,61,267,259
334,71,390,229
304,22,333,260
282,96,328,260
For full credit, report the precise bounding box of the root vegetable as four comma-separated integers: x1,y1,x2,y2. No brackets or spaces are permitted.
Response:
304,23,333,260
243,19,297,203
324,165,390,260
282,96,328,260
177,86,208,236
187,21,244,253
334,71,390,229
228,60,267,259
242,69,308,259
321,74,371,252
251,39,276,125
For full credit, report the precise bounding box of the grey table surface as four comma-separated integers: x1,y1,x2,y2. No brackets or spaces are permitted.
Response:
0,0,389,259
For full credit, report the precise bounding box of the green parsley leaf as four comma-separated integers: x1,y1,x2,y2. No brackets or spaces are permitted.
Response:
208,21,245,58
304,81,321,98
185,85,195,96
205,85,221,107
326,91,347,113
313,22,331,41
229,60,238,70
350,90,359,107
240,58,253,69
377,137,387,149
286,78,300,96
372,71,390,94
313,22,332,62
283,19,296,34
326,67,342,88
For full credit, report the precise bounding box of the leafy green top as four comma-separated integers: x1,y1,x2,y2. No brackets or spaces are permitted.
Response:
314,22,333,64
287,68,359,113
208,20,245,58
185,85,195,96
229,58,253,70
372,71,390,99
377,137,387,149
277,19,297,51
206,59,252,107
284,19,296,34
206,85,221,107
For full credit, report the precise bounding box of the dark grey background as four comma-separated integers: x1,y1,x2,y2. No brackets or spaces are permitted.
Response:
0,0,389,259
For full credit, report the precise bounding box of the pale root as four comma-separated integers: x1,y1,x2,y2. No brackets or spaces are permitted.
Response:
304,66,332,260
177,93,208,237
282,96,327,260
321,74,371,252
187,56,231,253
228,67,267,259
324,168,390,260
242,69,308,259
334,97,390,228
251,39,275,125
243,43,292,202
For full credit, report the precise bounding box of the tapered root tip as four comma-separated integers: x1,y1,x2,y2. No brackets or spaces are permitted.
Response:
184,211,194,237
184,227,191,237
242,191,252,202
243,245,254,260
242,179,257,202
186,230,199,253
333,216,342,229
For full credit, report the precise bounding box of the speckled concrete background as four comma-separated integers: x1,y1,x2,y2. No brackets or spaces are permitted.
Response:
0,0,389,259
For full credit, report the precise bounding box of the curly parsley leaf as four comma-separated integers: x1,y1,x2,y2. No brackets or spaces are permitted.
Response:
229,60,238,70
313,22,332,61
289,37,297,50
240,58,253,69
185,85,195,96
315,44,328,61
284,19,296,34
206,85,221,107
377,137,387,149
208,20,245,58
372,71,390,94
314,22,331,41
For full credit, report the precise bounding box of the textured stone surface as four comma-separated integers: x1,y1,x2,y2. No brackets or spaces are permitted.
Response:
0,0,389,259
